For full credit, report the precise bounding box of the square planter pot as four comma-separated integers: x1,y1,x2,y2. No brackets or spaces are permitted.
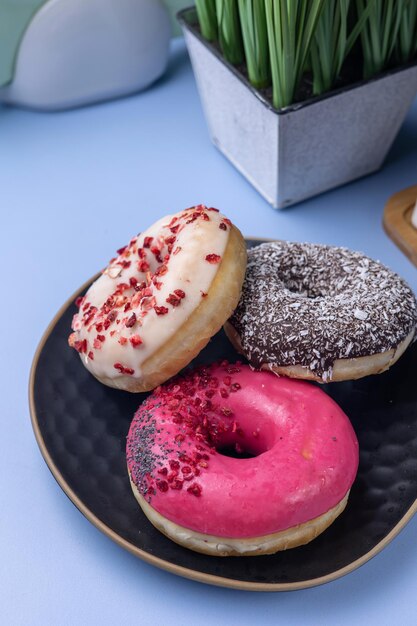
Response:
178,7,417,209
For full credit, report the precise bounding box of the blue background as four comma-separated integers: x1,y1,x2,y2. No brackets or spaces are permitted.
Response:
1,39,417,625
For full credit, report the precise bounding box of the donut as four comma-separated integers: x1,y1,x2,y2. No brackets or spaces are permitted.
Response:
225,241,417,383
126,362,359,556
68,206,247,392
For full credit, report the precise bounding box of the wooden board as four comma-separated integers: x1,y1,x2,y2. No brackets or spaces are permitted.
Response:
383,185,417,267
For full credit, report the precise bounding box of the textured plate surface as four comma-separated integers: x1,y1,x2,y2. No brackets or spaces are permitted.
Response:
30,239,417,591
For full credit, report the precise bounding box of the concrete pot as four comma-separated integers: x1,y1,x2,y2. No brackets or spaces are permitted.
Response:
178,7,417,209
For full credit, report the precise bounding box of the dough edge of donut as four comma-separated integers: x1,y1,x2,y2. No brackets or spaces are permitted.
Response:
129,475,350,557
90,224,247,392
224,321,414,383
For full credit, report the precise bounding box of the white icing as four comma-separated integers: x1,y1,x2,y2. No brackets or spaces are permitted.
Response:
71,207,229,380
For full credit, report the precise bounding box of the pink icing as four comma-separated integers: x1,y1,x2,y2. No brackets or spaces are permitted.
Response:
126,362,359,538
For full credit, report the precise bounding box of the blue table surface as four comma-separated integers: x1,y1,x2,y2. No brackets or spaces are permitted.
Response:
2,38,417,626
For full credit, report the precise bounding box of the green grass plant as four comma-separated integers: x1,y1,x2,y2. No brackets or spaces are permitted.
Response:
238,0,270,89
358,0,406,79
264,0,327,109
310,0,374,95
215,0,244,65
193,0,417,109
195,0,218,42
397,0,417,64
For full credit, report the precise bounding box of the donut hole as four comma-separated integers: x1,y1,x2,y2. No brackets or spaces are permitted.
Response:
215,431,267,460
217,445,256,460
283,279,327,300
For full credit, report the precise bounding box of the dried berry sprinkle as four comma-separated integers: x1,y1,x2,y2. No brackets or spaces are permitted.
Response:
166,293,181,307
114,362,134,375
125,313,137,328
138,260,150,273
156,480,168,492
205,254,221,264
187,483,202,497
154,305,169,316
130,335,143,348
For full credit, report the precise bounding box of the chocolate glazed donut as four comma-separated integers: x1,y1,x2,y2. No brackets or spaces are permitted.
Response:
225,242,417,383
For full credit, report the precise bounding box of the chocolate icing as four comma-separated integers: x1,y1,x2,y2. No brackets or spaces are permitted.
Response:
229,242,417,380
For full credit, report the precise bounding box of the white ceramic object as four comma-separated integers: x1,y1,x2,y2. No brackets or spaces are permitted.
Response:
0,0,171,110
179,8,417,209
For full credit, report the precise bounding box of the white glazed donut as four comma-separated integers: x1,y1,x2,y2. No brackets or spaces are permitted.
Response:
69,206,247,391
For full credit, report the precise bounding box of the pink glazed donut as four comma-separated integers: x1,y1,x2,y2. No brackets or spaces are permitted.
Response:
127,362,359,556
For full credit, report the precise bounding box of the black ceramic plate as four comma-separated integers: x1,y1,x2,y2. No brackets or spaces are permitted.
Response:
30,239,417,591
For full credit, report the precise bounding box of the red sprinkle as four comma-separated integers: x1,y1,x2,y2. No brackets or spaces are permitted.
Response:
130,335,143,348
125,313,137,328
116,245,127,255
138,260,150,273
154,305,169,316
88,351,94,360
75,296,84,308
143,236,153,248
155,264,168,277
151,246,162,263
74,339,87,354
205,254,221,264
187,483,202,497
114,362,134,375
174,289,185,299
219,223,227,230
166,293,181,307
156,480,168,492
